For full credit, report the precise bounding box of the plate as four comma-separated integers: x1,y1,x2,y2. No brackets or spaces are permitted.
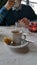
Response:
5,40,29,49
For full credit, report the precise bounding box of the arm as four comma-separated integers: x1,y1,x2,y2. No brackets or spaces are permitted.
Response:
0,7,8,25
0,0,15,25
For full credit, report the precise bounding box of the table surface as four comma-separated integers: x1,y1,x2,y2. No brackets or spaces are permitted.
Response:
0,26,37,65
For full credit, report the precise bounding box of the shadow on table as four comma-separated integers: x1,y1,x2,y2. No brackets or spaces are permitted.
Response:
28,42,37,52
10,46,29,54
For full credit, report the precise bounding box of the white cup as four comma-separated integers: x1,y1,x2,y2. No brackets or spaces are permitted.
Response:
12,30,22,45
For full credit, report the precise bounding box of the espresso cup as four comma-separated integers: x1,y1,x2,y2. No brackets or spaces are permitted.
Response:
12,30,22,45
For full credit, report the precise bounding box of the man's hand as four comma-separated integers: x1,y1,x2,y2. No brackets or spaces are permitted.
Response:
18,18,30,28
5,0,15,10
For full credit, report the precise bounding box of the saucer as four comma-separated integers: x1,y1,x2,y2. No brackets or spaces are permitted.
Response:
5,40,29,49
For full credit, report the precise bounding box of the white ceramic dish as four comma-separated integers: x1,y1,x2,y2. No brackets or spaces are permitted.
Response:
6,40,29,49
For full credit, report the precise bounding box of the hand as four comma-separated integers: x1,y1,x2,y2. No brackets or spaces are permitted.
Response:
18,18,30,28
5,0,15,10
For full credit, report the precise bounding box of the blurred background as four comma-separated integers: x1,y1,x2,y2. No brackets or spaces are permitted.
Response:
0,0,37,14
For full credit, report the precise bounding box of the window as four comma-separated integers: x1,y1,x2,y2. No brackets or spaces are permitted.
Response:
21,0,27,5
29,0,37,2
22,0,37,14
29,0,37,14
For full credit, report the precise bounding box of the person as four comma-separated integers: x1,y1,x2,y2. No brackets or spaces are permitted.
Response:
0,0,37,26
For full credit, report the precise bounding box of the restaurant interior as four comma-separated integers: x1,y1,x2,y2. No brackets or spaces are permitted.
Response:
0,0,37,65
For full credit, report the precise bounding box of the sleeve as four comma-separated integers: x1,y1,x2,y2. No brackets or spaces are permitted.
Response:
0,6,8,25
28,5,37,21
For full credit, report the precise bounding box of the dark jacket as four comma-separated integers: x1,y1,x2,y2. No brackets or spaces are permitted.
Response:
0,4,37,26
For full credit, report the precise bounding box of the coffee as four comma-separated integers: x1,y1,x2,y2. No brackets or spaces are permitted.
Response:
12,30,19,33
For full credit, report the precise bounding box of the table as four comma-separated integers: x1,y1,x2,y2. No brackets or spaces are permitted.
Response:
0,26,37,65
